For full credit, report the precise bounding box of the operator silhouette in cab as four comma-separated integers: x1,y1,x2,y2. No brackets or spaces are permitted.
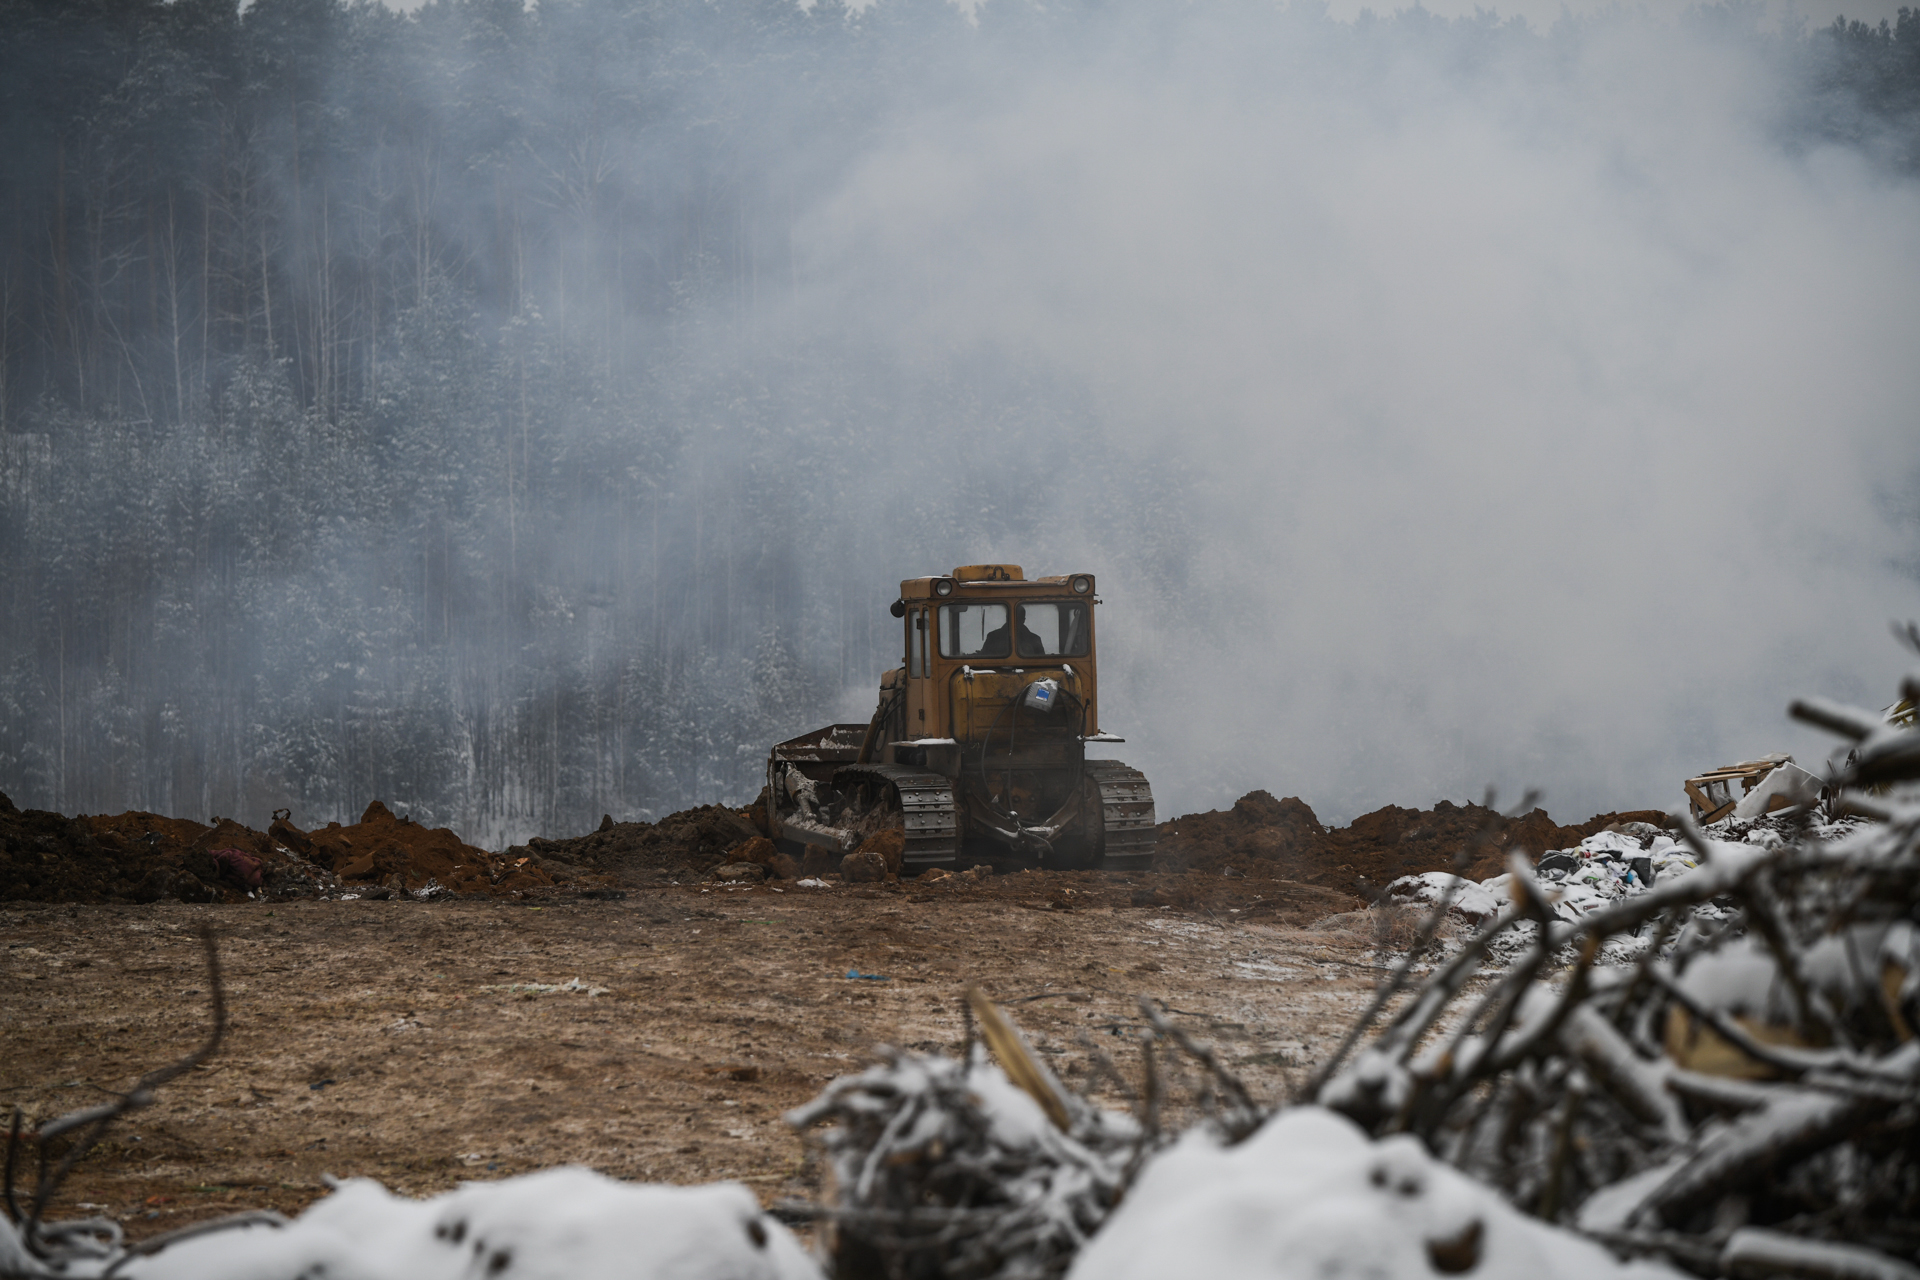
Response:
983,607,1046,659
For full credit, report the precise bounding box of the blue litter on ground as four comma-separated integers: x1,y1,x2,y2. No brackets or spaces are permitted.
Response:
845,969,889,981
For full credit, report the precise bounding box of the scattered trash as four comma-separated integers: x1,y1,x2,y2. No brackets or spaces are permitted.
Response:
795,877,830,888
1681,753,1822,824
1381,817,1794,943
208,848,263,889
843,969,889,982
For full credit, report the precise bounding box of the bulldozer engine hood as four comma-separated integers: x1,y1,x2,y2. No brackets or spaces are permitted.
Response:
950,666,1087,744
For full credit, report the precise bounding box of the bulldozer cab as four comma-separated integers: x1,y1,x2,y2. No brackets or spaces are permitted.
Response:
885,566,1108,768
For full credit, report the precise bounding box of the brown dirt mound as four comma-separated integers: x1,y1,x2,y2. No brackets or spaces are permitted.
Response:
2,791,574,903
1154,790,1669,899
81,809,215,855
507,803,762,886
1,797,312,904
3,780,1667,908
289,801,559,897
0,791,153,903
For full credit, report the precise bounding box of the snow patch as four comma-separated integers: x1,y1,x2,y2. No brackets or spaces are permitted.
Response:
1068,1107,1680,1280
113,1166,818,1280
1385,871,1501,924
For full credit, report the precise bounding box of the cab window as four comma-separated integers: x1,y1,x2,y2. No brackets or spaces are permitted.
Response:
908,608,928,677
939,604,1010,659
1016,603,1090,657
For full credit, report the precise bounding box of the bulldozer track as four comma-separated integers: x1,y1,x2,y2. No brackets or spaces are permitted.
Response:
1085,760,1156,871
833,764,960,868
828,761,1153,873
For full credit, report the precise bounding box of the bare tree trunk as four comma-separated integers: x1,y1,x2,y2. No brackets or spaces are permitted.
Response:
201,165,212,402
288,84,304,398
57,612,66,813
413,133,436,308
318,187,332,419
0,266,11,430
164,189,185,422
261,215,274,360
52,137,75,406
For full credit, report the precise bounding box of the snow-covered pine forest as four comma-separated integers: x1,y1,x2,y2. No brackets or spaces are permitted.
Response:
0,0,1916,843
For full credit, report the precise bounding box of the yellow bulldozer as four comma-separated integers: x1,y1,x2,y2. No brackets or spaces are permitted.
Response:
765,565,1155,874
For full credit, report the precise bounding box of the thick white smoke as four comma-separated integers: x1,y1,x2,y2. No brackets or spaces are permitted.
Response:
792,4,1920,823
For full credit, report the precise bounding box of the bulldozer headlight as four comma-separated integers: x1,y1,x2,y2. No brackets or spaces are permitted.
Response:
1071,576,1092,594
933,579,955,597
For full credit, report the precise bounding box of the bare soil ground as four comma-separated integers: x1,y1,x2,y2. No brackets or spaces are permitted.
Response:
2,872,1397,1242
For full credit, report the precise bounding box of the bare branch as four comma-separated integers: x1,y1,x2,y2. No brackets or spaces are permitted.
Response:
98,1211,291,1278
1722,1226,1920,1280
1136,999,1260,1140
1789,697,1883,743
23,923,226,1254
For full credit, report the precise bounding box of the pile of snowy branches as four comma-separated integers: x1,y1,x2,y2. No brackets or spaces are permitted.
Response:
785,989,1147,1280
1311,660,1920,1277
786,994,1695,1280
